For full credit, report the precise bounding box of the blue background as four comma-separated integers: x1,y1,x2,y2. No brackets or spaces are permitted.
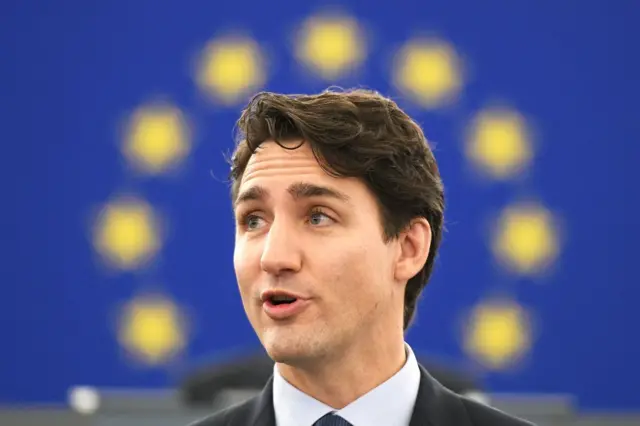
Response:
1,0,638,412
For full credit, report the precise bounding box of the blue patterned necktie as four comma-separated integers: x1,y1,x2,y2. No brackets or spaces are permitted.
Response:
312,412,353,426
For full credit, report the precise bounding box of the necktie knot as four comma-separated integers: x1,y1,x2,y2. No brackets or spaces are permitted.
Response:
313,412,353,426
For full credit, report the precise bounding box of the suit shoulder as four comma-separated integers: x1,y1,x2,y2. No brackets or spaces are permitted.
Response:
461,396,536,426
187,397,256,426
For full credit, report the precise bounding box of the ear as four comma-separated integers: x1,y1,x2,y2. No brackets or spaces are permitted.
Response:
394,218,432,283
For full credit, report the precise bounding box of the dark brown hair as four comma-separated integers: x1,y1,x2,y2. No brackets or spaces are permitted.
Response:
229,88,444,331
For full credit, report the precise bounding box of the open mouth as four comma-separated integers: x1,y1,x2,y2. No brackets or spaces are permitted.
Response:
268,295,298,306
262,292,308,319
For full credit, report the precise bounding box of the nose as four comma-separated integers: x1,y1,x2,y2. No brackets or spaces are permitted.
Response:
260,220,302,276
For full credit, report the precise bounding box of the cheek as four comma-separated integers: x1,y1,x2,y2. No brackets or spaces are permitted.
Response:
233,240,259,294
322,239,389,299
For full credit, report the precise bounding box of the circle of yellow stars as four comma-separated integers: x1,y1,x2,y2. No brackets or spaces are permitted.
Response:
89,11,562,371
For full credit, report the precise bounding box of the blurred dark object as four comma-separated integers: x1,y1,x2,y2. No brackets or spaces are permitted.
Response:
180,350,483,408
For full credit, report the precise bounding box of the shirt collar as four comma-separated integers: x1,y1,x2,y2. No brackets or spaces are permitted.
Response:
272,343,421,426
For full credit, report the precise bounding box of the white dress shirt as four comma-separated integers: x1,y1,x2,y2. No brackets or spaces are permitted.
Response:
272,343,421,426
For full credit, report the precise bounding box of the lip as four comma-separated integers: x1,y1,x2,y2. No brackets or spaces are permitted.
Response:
260,289,307,303
263,298,310,320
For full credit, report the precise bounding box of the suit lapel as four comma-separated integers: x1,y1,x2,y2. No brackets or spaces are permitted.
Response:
409,365,473,426
250,376,276,426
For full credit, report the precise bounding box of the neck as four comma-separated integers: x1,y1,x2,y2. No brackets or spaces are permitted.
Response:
276,327,407,409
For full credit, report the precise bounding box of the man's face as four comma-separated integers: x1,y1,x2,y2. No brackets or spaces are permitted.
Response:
233,140,403,366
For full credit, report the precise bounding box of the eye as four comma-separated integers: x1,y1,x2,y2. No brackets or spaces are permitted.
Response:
308,209,334,226
242,214,266,231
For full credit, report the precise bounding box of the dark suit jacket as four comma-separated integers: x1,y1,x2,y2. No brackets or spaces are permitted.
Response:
189,364,535,426
181,351,482,407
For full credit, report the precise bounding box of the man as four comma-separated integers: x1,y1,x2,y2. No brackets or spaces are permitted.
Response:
191,89,534,426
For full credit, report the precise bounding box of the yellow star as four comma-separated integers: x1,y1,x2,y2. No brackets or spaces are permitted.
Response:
93,196,161,271
196,36,266,105
295,14,365,79
393,39,462,109
118,294,187,365
464,300,531,369
123,103,191,175
493,203,560,275
466,108,533,179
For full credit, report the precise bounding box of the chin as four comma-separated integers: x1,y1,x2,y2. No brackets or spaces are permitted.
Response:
263,338,305,363
261,328,318,365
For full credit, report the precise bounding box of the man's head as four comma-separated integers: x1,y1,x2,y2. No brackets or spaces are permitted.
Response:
229,88,444,365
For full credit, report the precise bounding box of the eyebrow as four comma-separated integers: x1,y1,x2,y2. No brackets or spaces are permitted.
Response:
234,182,351,208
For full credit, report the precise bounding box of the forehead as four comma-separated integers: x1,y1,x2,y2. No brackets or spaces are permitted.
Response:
235,140,382,212
240,140,329,187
